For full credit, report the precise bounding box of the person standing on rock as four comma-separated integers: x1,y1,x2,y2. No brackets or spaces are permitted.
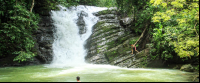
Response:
131,44,139,54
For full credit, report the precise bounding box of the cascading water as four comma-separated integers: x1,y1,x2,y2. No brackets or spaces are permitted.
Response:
48,5,107,68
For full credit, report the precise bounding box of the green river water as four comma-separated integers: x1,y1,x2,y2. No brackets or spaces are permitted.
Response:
0,64,194,82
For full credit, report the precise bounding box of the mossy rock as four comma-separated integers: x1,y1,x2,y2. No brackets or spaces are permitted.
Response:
118,47,131,55
95,9,117,16
180,64,194,72
134,48,150,58
105,50,118,61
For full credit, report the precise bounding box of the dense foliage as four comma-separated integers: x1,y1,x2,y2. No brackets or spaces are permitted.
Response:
150,0,199,61
115,0,199,69
0,0,39,62
116,0,155,35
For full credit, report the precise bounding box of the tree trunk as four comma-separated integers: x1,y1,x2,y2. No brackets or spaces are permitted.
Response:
28,0,34,25
133,23,148,46
15,0,17,16
30,0,34,12
16,0,17,5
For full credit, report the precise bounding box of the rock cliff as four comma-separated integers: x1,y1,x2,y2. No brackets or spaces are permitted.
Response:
85,8,159,68
33,16,54,64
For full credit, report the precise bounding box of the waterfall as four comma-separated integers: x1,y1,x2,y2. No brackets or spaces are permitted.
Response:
47,5,107,68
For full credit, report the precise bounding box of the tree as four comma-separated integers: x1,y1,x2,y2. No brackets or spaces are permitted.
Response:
150,0,199,60
0,0,39,62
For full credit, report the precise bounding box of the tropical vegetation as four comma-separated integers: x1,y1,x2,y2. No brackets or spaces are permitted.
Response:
0,0,199,71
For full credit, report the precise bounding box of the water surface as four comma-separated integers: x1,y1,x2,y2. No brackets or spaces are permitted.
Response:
0,64,193,82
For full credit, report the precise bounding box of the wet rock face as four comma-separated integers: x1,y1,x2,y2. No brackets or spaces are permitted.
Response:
77,11,88,34
85,8,134,65
33,16,54,64
84,8,162,68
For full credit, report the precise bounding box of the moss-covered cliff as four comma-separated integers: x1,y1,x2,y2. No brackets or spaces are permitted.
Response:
85,8,160,68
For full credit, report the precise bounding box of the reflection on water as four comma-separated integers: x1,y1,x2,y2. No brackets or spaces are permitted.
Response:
0,64,193,82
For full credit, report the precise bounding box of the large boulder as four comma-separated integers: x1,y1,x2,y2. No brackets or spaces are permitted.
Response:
180,64,194,72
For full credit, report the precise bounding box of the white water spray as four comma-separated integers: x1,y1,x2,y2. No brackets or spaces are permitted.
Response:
48,5,107,68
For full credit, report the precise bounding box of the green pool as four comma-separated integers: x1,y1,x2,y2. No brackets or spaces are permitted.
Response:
0,64,194,82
